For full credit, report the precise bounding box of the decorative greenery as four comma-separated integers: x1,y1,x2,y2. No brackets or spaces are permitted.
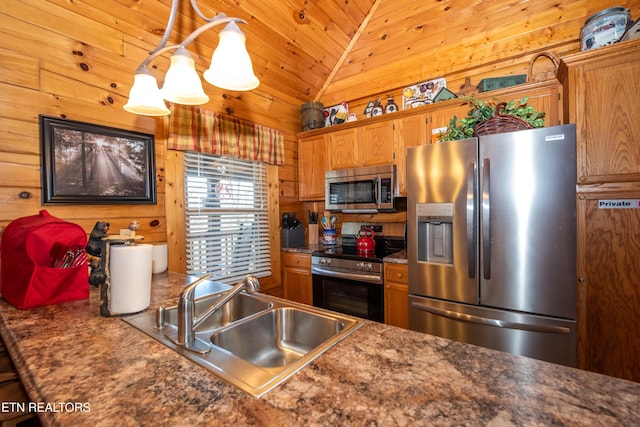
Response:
438,96,546,142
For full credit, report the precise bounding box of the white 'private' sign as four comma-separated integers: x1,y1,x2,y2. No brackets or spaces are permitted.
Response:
598,199,640,209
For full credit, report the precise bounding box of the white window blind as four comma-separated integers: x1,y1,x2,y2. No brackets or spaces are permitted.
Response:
183,153,271,284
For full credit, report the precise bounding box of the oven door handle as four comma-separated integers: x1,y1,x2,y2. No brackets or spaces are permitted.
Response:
312,267,382,285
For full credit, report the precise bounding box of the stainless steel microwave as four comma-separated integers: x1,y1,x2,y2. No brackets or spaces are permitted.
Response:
325,164,398,213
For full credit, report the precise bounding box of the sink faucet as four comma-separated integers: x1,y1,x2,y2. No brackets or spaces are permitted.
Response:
172,274,261,354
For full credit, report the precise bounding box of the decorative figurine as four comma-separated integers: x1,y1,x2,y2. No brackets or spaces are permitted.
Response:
384,96,398,113
333,101,349,124
88,258,106,287
129,220,140,238
324,101,349,126
86,222,109,257
363,100,374,118
371,98,384,116
86,221,109,287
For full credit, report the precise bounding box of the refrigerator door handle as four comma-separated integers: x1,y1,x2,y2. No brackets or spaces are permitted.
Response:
481,158,491,280
410,301,572,334
466,160,477,279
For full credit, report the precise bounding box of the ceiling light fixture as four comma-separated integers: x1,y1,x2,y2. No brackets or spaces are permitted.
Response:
124,0,259,116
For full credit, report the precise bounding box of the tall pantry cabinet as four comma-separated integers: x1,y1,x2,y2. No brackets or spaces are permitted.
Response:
558,39,640,382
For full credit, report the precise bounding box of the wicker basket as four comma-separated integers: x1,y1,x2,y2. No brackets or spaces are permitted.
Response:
473,103,533,136
527,51,560,82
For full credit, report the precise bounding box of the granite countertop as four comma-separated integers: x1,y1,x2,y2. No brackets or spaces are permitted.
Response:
1,272,639,426
383,249,407,264
282,244,409,265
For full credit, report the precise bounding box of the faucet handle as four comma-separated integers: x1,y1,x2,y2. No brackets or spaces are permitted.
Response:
244,276,261,293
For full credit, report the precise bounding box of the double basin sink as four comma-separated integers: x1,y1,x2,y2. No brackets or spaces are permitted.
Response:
124,288,364,397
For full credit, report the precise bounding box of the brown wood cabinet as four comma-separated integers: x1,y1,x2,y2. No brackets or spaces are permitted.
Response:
327,127,358,170
282,251,313,305
393,113,428,196
559,40,640,185
327,122,394,170
298,134,327,201
559,40,640,382
297,80,562,200
384,263,409,329
576,191,640,381
358,121,395,166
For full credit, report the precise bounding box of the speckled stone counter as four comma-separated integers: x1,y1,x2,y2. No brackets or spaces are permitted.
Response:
383,249,408,264
281,242,328,254
1,272,639,426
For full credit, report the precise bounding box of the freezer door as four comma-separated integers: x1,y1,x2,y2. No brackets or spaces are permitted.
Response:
409,295,576,367
407,139,479,304
479,125,576,319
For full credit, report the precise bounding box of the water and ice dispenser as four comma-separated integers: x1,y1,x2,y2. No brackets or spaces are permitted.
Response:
416,203,454,265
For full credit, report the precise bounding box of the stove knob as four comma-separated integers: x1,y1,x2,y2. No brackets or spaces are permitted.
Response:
364,263,373,272
356,262,364,270
319,258,331,266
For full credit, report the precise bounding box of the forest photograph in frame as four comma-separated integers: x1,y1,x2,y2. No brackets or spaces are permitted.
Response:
40,115,156,204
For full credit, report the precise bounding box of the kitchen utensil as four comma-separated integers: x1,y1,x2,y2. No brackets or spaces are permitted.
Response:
356,227,376,252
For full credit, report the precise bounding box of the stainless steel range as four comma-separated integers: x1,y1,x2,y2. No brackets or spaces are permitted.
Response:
311,222,406,322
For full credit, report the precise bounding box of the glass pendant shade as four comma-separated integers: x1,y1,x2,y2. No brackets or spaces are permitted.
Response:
123,68,170,116
161,48,210,105
203,22,260,91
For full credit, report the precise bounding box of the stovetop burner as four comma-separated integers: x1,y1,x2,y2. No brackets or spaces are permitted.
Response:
313,244,402,262
312,222,406,263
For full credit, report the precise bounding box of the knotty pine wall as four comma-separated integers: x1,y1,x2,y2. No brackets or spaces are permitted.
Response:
2,1,638,295
0,1,299,294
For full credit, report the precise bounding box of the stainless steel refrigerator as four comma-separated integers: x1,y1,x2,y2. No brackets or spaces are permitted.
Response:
407,124,577,367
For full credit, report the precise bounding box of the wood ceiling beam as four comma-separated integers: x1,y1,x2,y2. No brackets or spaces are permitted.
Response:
314,0,383,102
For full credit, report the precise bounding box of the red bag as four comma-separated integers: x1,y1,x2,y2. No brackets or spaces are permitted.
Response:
1,210,89,309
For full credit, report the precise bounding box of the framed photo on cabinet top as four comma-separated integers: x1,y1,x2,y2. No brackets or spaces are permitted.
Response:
39,115,156,205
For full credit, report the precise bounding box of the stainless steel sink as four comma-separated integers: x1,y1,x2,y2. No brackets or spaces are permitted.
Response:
163,292,272,333
123,290,364,398
211,307,347,368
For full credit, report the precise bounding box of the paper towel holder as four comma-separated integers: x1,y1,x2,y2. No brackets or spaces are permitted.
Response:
100,235,147,317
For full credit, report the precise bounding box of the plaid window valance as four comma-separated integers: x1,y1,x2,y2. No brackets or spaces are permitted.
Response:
167,104,285,166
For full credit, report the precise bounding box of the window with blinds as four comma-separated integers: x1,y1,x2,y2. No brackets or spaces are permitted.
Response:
183,152,271,284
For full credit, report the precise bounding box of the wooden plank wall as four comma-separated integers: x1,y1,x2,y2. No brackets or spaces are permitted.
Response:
0,1,301,263
1,0,639,294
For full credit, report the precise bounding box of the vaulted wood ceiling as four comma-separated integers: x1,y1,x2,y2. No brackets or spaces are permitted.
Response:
144,0,637,122
106,0,640,129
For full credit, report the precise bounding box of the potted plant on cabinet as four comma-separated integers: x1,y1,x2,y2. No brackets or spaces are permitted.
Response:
438,96,546,142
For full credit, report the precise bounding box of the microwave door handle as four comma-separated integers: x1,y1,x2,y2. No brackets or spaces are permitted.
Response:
374,176,381,206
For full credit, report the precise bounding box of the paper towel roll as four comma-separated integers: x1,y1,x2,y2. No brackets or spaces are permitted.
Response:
151,242,168,274
109,244,152,314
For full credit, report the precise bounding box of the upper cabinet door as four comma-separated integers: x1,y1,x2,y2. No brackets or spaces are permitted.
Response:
298,134,327,201
327,127,358,170
358,121,394,167
393,113,428,196
560,40,640,184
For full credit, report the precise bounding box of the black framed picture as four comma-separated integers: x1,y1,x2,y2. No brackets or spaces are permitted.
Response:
40,115,156,204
